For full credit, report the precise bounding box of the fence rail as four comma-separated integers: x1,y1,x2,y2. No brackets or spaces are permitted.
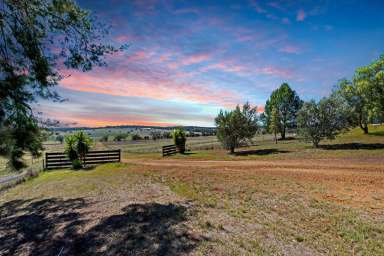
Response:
45,149,121,169
162,145,177,156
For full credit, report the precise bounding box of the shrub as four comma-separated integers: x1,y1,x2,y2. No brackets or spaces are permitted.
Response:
131,134,142,141
113,133,127,141
99,135,109,142
71,159,82,170
64,131,92,168
55,135,64,144
172,128,186,153
65,135,78,162
297,97,349,147
215,102,258,154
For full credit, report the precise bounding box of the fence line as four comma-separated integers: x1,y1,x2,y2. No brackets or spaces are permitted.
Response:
45,149,121,169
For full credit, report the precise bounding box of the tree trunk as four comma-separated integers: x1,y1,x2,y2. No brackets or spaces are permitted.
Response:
281,126,286,140
359,112,369,134
274,131,277,144
230,146,235,154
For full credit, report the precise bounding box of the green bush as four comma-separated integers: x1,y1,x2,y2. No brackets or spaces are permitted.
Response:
131,134,142,141
113,133,127,141
71,159,82,170
65,131,92,168
172,128,186,153
65,135,78,162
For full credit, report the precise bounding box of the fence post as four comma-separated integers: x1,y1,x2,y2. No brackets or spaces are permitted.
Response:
45,152,48,170
118,149,121,162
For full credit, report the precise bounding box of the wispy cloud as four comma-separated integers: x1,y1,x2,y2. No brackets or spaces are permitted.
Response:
279,45,301,54
296,9,306,21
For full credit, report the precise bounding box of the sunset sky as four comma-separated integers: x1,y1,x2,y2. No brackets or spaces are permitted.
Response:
36,0,384,127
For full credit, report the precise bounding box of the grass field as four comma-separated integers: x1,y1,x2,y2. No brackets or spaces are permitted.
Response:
1,126,384,255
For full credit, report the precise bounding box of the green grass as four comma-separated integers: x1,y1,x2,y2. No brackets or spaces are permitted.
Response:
126,124,384,161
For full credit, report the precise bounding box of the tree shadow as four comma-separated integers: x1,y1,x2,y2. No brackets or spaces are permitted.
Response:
0,198,201,256
278,136,296,141
234,148,290,156
180,152,196,155
368,131,384,136
73,203,200,255
0,198,89,256
320,143,384,150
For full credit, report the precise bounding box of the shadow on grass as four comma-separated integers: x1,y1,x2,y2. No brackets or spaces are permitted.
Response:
277,137,296,141
369,131,384,136
181,152,196,156
234,148,290,156
0,198,200,256
320,143,384,150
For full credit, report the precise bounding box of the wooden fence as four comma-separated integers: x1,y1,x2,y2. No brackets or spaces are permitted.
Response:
45,149,121,169
162,145,177,156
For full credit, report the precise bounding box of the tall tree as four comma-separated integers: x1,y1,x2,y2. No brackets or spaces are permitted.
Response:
335,54,384,134
270,107,279,144
336,79,372,134
0,0,124,169
264,83,302,140
215,103,258,154
355,54,384,121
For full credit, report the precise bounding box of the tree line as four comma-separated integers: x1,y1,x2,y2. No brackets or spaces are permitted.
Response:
216,54,384,152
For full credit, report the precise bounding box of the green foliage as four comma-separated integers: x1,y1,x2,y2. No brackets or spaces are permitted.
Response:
113,133,128,142
264,83,302,139
215,102,258,153
150,131,162,140
355,54,384,112
131,134,142,141
0,111,43,170
99,135,109,142
65,135,78,162
71,159,82,170
64,131,92,168
55,135,64,144
335,54,384,133
297,97,349,147
270,107,280,144
0,0,124,169
172,128,187,153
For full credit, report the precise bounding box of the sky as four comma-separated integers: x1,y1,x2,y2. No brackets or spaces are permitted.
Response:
36,0,384,127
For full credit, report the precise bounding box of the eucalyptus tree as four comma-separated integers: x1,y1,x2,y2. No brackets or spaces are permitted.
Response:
334,54,384,134
0,0,125,168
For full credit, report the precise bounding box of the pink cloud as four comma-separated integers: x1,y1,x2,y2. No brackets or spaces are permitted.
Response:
279,45,301,54
114,35,132,43
296,9,306,21
250,0,267,14
168,53,210,69
256,66,293,78
202,62,245,73
59,67,241,108
201,61,293,79
44,109,176,127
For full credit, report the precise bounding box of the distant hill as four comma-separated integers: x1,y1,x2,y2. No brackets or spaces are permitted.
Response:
52,125,216,133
